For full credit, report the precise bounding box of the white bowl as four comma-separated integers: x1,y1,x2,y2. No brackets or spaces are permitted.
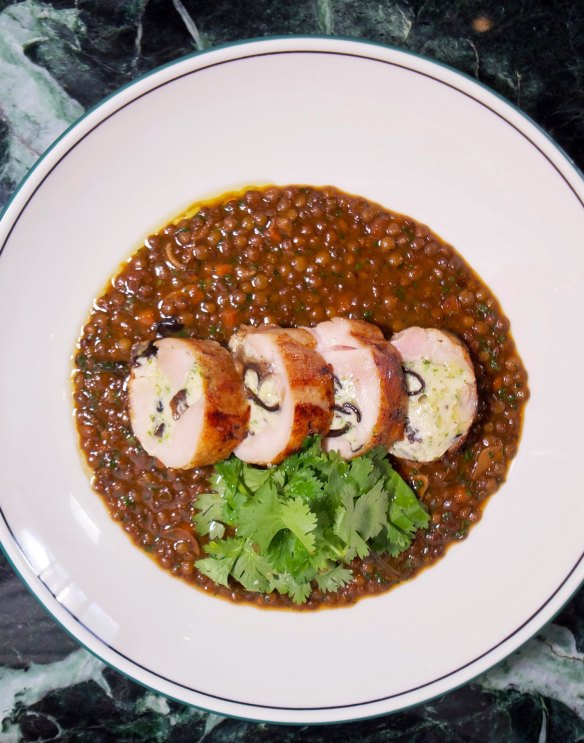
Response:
0,37,583,724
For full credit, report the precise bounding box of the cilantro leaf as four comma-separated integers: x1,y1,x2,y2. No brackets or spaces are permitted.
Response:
270,573,312,604
193,491,226,538
279,497,317,553
241,464,271,492
332,480,387,557
268,530,312,575
237,483,317,554
196,557,233,588
231,539,273,593
285,470,324,502
352,479,388,541
333,484,370,560
193,438,429,604
196,537,243,587
385,523,412,557
315,565,353,593
385,468,430,552
347,454,375,489
213,457,243,493
237,481,284,551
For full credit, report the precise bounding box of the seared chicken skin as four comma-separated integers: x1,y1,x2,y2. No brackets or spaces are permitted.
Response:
308,318,406,458
389,327,478,463
128,337,249,469
229,326,334,465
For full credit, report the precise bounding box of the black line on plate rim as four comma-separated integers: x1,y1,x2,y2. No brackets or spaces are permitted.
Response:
3,512,583,713
0,47,583,715
1,48,583,257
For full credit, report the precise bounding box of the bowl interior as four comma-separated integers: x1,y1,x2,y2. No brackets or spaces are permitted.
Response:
0,38,583,723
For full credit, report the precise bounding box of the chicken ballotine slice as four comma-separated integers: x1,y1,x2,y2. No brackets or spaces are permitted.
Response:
229,326,334,465
308,317,406,459
389,326,478,463
128,337,249,469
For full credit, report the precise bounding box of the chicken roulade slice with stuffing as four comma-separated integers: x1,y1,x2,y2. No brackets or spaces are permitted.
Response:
307,317,406,458
129,337,249,469
229,326,334,465
389,326,478,463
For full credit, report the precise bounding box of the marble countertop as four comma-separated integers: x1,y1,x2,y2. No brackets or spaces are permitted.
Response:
1,1,583,740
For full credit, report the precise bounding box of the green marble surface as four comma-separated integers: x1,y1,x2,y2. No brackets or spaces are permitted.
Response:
0,1,583,740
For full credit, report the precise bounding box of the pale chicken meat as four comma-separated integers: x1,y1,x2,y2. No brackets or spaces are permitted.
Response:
308,318,405,458
229,326,334,465
128,337,249,469
389,327,478,463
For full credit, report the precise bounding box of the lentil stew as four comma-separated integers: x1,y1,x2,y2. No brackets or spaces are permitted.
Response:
73,185,528,610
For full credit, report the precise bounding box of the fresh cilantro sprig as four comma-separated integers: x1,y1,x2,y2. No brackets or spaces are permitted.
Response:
193,438,429,604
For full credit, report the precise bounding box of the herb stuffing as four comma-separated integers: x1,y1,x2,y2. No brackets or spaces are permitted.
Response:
193,438,429,604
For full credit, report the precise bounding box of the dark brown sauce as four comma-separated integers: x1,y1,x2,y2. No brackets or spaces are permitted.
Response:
72,185,529,610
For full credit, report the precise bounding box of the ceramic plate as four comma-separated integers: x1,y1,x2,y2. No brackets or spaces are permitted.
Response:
0,37,583,724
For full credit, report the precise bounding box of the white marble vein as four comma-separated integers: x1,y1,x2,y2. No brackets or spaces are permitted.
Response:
478,624,584,720
0,648,109,741
171,0,208,51
316,0,334,34
0,644,227,741
382,1,414,41
0,1,83,194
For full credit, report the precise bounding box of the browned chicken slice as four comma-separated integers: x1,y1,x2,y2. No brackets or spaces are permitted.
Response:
229,326,334,465
308,317,406,458
128,337,249,469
